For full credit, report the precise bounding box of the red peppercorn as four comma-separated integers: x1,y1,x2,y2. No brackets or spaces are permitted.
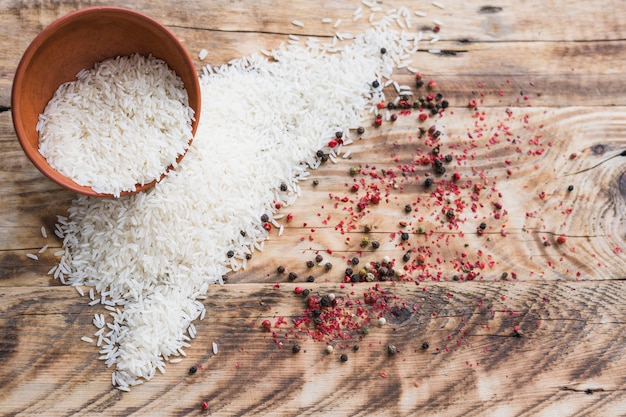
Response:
452,172,461,181
263,223,272,231
556,236,567,245
294,287,303,294
261,319,271,331
468,99,477,108
328,139,338,148
377,102,386,109
427,79,436,89
433,25,440,33
374,117,382,127
351,184,360,192
418,113,428,122
202,402,209,410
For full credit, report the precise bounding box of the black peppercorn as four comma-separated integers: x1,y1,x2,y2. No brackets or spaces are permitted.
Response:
335,131,343,138
434,165,446,175
316,149,324,158
189,365,198,374
345,267,354,276
351,274,359,283
351,257,359,266
434,159,443,168
435,93,443,101
387,102,396,110
416,79,424,88
371,241,380,249
277,265,285,274
306,260,314,268
353,344,360,351
402,252,410,262
315,254,323,263
372,80,380,88
380,47,387,54
401,232,409,241
422,341,429,350
292,344,301,353
320,296,331,307
404,204,412,213
441,100,449,108
444,154,453,163
379,266,389,276
433,130,441,138
567,185,574,192
307,275,315,282
302,289,310,297
261,214,269,223
446,209,455,219
227,250,234,258
325,262,332,271
340,353,348,362
246,253,252,260
288,272,298,281
479,222,487,230
424,178,434,187
312,179,319,186
280,183,288,192
357,126,365,134
311,308,322,317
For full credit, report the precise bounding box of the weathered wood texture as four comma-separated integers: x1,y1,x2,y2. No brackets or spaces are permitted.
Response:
1,0,626,416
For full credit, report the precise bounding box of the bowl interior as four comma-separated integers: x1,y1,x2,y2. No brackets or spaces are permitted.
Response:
12,7,201,197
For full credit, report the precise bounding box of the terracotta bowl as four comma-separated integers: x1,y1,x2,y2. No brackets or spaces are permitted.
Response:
11,6,201,198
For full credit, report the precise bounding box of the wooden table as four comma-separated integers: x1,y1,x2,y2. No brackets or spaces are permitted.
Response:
2,1,626,415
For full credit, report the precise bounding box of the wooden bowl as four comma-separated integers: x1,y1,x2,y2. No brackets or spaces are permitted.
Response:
11,6,201,198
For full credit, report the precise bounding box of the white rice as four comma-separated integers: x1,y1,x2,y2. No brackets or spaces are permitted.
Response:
26,253,38,260
292,19,304,27
37,54,194,197
51,14,423,391
41,226,47,238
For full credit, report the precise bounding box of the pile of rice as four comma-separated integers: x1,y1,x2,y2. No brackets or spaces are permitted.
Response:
51,24,422,390
37,53,194,197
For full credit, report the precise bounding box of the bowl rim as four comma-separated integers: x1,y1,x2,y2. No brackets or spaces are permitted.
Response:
11,6,201,198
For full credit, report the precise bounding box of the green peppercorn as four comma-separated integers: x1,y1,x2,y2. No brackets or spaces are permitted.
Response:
349,166,358,176
387,344,397,355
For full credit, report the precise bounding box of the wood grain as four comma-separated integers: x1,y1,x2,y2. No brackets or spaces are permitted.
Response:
2,0,626,416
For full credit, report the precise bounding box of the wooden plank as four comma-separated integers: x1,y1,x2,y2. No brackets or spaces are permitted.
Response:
1,281,626,416
2,0,626,415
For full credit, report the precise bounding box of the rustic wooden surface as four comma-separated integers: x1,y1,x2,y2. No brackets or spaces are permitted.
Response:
2,1,626,416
